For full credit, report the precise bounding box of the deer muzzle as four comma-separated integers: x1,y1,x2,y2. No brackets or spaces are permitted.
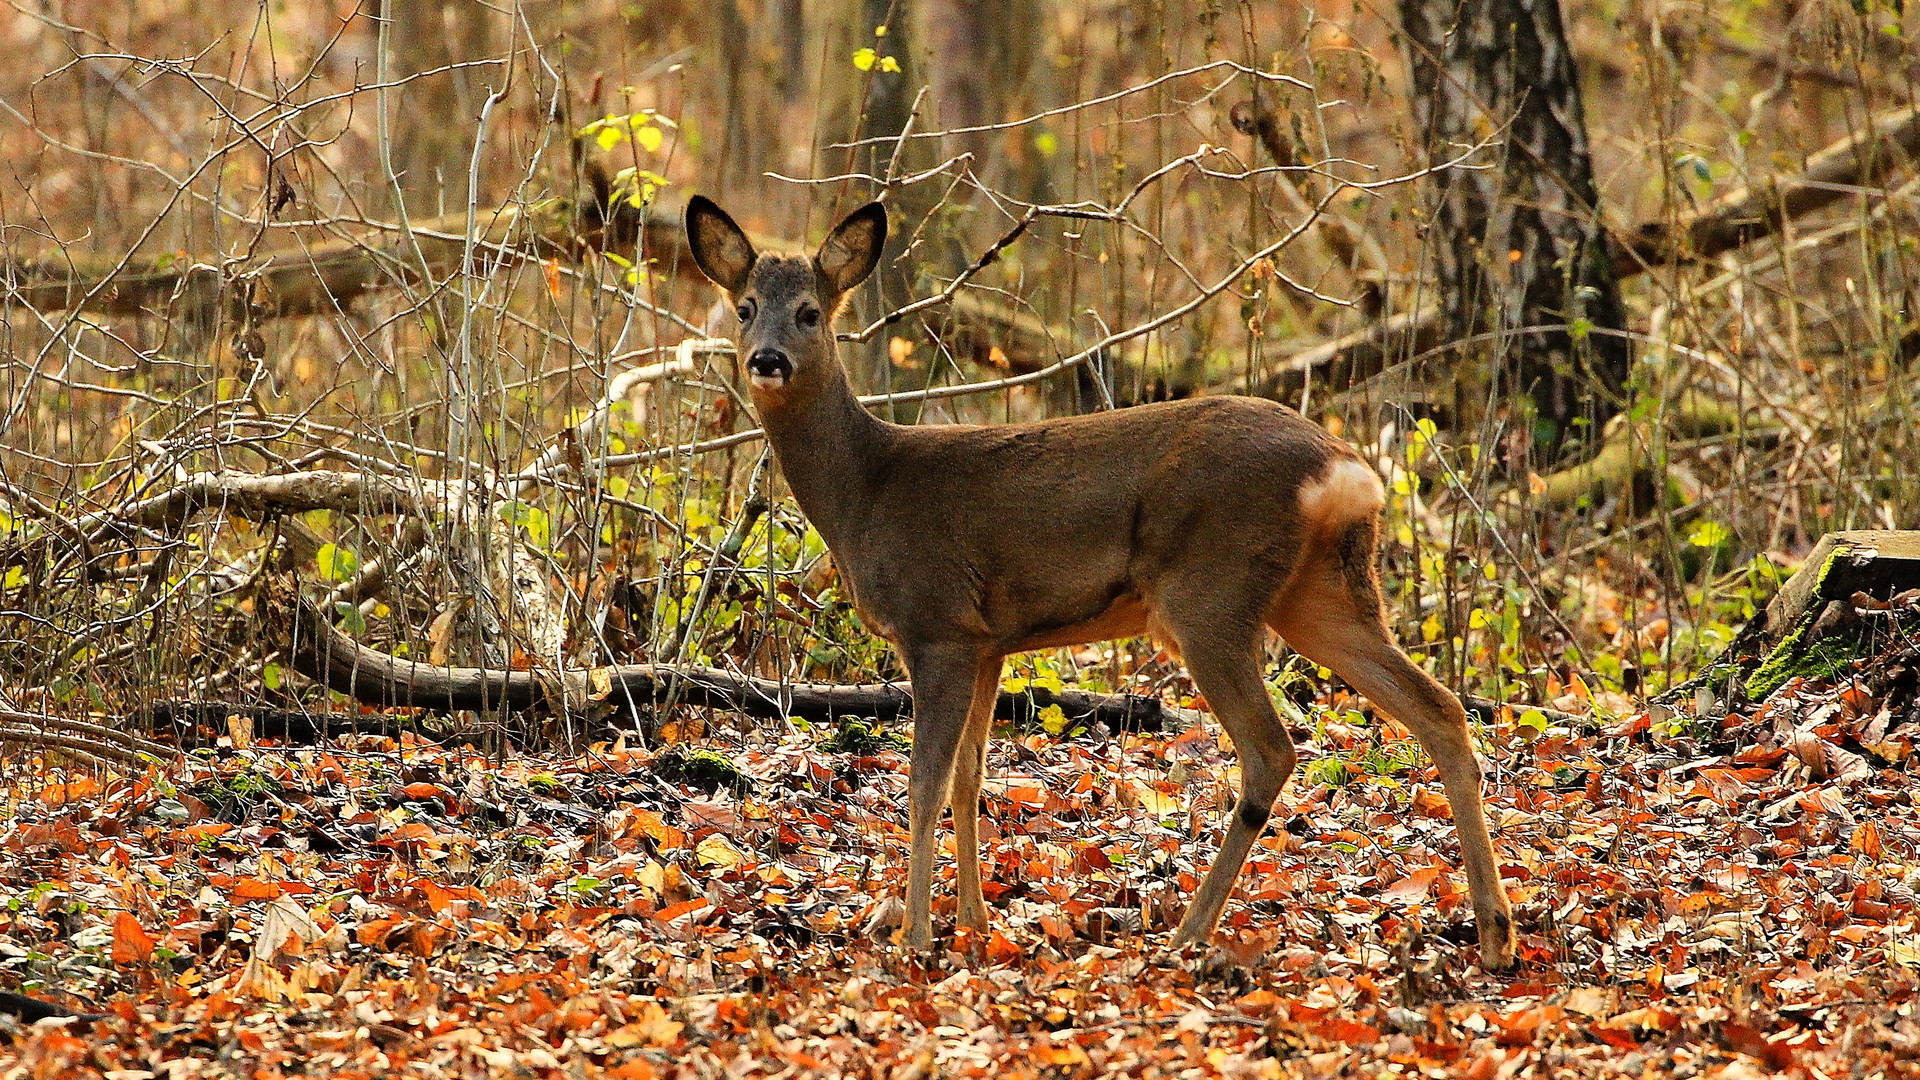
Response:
747,348,794,389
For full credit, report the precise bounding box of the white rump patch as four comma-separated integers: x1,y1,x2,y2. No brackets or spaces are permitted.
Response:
1297,458,1386,536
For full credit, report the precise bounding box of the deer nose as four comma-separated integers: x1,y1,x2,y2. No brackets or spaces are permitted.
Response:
747,348,793,385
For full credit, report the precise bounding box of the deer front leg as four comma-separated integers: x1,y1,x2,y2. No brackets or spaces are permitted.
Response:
902,645,987,950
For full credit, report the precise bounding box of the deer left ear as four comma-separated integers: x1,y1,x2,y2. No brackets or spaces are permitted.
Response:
686,195,758,294
816,201,887,295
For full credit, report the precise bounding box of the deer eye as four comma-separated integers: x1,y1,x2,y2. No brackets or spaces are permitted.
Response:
796,305,820,328
736,300,755,324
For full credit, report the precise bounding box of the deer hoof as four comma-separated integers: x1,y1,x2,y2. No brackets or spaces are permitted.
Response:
1479,921,1518,971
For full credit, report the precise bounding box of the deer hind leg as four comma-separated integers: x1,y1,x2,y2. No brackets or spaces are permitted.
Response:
902,644,995,950
1270,525,1517,969
1157,598,1299,949
948,658,1001,936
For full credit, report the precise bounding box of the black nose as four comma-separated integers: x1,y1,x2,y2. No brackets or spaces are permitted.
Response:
747,349,793,381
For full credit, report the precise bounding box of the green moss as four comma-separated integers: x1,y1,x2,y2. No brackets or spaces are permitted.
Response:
1744,540,1869,701
817,718,911,756
654,747,751,797
1745,618,1858,701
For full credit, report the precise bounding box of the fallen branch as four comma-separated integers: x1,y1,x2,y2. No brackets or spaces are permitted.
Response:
272,589,1196,733
1622,104,1920,267
0,708,176,764
6,200,680,321
82,469,462,536
1235,104,1920,392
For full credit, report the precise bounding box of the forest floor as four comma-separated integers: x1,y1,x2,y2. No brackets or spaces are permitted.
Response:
1,646,1919,1079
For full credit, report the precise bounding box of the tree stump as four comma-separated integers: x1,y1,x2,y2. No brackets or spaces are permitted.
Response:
1746,531,1920,701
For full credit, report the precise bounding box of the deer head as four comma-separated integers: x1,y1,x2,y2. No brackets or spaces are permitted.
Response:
684,196,886,405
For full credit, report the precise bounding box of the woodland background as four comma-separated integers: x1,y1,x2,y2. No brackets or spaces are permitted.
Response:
0,0,1917,1076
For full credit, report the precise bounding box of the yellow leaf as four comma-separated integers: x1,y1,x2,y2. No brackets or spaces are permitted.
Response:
636,860,666,900
595,125,623,151
852,47,877,71
696,834,744,869
878,55,900,73
633,125,664,153
608,1001,684,1047
1132,785,1180,817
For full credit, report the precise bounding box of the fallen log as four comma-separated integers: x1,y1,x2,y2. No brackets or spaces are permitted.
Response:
273,588,1572,744
6,193,1066,374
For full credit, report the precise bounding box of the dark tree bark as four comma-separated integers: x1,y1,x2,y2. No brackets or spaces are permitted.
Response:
1397,0,1630,450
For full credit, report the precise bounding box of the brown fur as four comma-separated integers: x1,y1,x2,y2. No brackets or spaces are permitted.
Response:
684,196,1516,969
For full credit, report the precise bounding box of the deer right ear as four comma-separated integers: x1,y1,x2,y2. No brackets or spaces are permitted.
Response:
685,195,757,293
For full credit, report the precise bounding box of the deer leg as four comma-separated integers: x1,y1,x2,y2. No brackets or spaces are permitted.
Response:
1274,557,1517,969
949,659,1001,936
902,644,985,950
1162,616,1298,949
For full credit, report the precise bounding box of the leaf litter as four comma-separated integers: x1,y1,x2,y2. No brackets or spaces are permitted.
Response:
3,645,1920,1077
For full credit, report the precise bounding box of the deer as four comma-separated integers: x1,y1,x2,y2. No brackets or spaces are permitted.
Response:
683,195,1517,970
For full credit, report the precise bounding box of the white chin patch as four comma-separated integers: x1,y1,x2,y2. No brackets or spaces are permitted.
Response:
750,372,788,391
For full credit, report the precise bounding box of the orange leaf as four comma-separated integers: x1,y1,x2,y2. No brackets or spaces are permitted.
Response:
1030,1038,1088,1066
1319,1017,1380,1044
1411,787,1453,818
112,911,155,964
39,777,101,808
1380,866,1440,903
628,809,688,850
986,930,1022,965
230,877,284,900
415,878,482,915
655,899,707,923
1853,820,1884,859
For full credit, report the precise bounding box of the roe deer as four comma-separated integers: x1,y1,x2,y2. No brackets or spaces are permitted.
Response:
684,196,1517,969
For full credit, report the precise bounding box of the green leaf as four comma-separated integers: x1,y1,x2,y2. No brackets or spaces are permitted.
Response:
263,663,282,691
316,543,360,582
1687,520,1731,549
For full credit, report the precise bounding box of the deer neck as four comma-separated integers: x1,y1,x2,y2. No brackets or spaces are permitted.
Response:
757,357,889,532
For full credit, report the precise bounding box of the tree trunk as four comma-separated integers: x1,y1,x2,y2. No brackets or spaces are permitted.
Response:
387,1,496,213
1397,0,1629,451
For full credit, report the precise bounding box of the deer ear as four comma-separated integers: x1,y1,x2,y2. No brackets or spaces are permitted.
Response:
816,201,887,295
685,195,757,293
